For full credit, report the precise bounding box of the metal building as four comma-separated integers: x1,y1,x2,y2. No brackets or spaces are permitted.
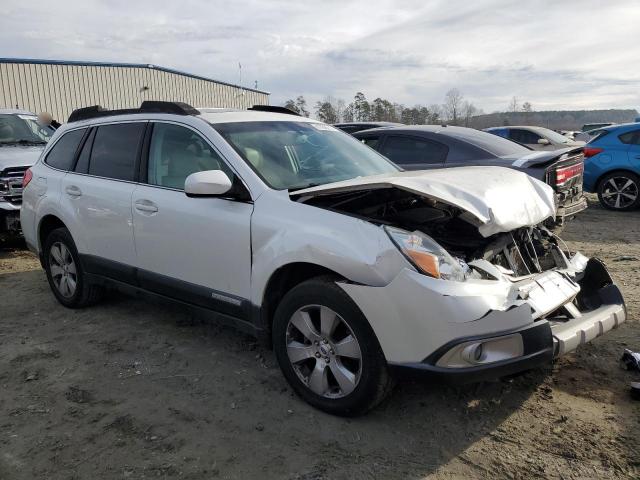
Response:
0,58,269,123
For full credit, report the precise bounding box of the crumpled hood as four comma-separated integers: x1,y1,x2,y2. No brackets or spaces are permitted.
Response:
293,166,556,237
0,145,44,171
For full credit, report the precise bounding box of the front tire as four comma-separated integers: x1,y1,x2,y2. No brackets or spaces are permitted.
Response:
597,172,640,211
272,276,393,416
43,227,102,308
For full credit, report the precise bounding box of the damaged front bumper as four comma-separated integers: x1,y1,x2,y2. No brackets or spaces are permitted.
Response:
339,257,626,384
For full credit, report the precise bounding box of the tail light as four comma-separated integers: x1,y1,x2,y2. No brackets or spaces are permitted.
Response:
22,168,33,188
583,147,603,158
555,162,583,186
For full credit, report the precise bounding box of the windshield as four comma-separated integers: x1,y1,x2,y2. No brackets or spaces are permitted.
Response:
213,121,399,190
0,114,54,145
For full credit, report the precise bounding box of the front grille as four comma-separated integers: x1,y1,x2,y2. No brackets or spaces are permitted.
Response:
0,166,28,205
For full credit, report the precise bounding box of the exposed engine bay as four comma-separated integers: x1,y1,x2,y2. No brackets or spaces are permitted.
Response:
301,188,568,277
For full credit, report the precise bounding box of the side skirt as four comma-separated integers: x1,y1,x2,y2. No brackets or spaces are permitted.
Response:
85,273,263,337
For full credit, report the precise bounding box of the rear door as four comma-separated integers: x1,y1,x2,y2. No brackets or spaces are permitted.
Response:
131,121,253,320
378,135,448,170
620,129,640,166
60,122,145,282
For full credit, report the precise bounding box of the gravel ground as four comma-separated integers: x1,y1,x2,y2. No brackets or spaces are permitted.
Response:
0,197,639,479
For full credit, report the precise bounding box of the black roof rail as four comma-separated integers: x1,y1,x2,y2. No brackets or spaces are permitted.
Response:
248,105,300,116
68,101,200,123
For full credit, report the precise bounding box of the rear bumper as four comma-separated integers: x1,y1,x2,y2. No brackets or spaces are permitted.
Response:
556,195,588,221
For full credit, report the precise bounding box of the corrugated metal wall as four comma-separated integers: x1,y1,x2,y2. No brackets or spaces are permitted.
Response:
0,61,269,122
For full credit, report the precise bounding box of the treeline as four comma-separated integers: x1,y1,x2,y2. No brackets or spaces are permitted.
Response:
469,108,640,130
283,89,482,126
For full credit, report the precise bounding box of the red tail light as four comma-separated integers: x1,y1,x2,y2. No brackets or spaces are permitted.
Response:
555,162,583,186
583,147,603,158
22,168,33,188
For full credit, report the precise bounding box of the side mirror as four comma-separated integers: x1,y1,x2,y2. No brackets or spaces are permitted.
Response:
184,170,232,196
537,138,551,145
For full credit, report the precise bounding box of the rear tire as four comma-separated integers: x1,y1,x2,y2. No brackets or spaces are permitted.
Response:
43,227,102,308
272,276,393,416
597,172,640,211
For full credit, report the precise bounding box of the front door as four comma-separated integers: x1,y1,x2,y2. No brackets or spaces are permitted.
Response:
131,121,253,319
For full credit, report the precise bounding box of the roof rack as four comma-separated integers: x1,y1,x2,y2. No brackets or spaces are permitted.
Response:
68,101,200,123
247,105,300,116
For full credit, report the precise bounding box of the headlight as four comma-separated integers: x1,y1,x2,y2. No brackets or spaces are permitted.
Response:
385,226,467,281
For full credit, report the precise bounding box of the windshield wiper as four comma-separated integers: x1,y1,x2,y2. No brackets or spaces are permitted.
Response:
288,182,323,191
0,139,47,146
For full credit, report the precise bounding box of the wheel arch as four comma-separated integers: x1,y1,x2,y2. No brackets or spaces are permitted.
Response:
595,168,640,191
37,215,68,264
259,262,344,335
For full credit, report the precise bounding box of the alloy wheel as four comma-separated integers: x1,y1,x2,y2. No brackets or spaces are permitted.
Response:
601,176,639,209
49,242,77,298
286,304,362,398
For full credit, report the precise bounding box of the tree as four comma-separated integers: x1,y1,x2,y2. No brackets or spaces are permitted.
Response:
351,92,371,121
314,100,338,123
443,88,464,125
283,99,300,115
295,95,310,117
461,101,478,127
522,101,533,113
508,96,519,113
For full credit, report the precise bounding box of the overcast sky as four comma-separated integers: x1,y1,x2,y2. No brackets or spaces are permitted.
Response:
2,0,639,113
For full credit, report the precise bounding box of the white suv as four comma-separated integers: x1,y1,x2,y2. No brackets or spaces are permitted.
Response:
21,102,626,415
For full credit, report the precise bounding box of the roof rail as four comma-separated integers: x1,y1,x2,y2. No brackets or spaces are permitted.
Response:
248,105,300,116
68,101,200,123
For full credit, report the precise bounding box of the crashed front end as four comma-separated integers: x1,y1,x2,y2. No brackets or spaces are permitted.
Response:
293,167,626,382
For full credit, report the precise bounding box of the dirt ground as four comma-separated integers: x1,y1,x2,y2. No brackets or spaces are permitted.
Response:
1,196,639,480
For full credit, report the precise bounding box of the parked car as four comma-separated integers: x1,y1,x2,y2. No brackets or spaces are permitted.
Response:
354,125,587,226
21,102,626,415
334,121,403,135
0,109,54,240
582,123,615,132
582,123,640,210
485,126,585,150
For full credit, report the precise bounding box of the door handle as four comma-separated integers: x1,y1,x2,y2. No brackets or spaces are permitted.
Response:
134,200,158,213
65,185,82,197
634,155,640,160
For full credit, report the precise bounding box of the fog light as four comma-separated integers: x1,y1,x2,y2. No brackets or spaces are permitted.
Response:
436,333,524,368
462,343,484,363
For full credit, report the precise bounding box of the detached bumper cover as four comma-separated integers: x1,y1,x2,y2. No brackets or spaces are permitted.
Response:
389,322,554,384
390,260,625,383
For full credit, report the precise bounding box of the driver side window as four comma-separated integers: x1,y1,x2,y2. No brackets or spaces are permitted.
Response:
147,123,233,190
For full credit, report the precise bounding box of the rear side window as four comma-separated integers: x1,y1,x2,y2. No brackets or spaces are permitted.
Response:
380,136,448,165
88,123,145,181
44,129,85,170
509,129,542,144
619,130,640,145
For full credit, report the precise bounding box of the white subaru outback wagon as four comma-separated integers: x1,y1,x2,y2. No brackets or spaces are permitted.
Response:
21,102,626,415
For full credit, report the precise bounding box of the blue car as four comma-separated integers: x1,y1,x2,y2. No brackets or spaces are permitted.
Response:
583,123,640,211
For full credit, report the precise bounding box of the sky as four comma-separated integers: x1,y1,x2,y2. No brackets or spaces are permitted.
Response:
2,0,639,113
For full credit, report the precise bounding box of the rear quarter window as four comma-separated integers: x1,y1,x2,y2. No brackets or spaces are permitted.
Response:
618,130,640,145
44,129,86,170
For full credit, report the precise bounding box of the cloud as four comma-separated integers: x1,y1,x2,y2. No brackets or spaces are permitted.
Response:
1,0,639,112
